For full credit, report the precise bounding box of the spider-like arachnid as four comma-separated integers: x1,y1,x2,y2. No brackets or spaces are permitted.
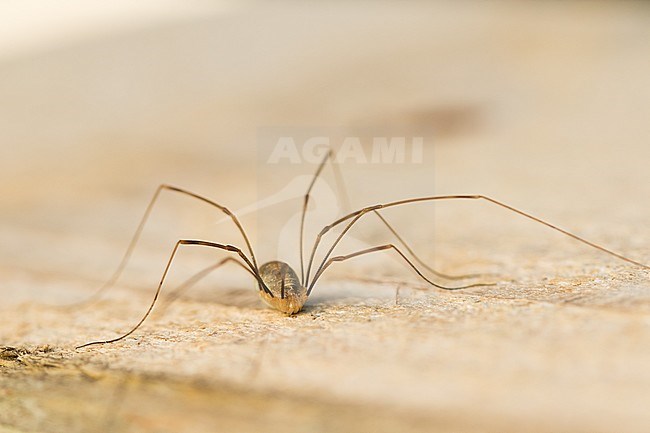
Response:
76,151,649,349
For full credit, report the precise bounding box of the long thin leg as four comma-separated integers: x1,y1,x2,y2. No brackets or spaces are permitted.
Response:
308,243,495,296
70,184,259,308
156,257,255,315
299,151,331,285
76,240,267,349
305,195,650,286
299,150,351,285
372,210,493,280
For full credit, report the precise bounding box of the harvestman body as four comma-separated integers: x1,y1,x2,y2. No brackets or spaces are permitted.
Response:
76,151,649,349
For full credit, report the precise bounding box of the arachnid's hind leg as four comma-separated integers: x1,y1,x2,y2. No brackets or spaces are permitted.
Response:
371,209,496,281
155,257,256,315
76,240,265,349
308,243,496,296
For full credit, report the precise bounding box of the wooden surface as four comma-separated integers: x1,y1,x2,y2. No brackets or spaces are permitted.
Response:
2,2,650,432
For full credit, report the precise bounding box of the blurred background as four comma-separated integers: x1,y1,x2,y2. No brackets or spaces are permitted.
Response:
1,2,650,433
3,1,649,299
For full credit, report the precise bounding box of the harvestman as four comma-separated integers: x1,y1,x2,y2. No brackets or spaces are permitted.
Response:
76,151,649,348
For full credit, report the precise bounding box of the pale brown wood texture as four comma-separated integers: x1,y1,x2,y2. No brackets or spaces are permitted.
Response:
1,3,650,432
